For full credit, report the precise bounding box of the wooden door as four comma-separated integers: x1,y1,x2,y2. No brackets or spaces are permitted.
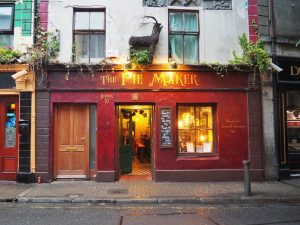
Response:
0,96,19,181
120,110,132,174
55,104,89,179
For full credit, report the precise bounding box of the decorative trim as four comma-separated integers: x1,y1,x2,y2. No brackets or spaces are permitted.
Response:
143,0,168,7
169,0,201,7
203,0,232,10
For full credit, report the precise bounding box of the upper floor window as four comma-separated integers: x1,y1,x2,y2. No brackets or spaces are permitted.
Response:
73,9,105,63
169,11,199,65
0,4,14,47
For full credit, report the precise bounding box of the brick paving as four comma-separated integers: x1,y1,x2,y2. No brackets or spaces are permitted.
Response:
1,179,300,204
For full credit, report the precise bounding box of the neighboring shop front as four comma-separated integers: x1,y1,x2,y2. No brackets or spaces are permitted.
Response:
41,65,264,182
276,57,300,177
0,64,35,182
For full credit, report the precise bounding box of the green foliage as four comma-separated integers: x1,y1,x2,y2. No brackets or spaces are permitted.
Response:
129,48,152,66
31,26,60,63
230,33,270,74
0,47,21,64
49,34,60,59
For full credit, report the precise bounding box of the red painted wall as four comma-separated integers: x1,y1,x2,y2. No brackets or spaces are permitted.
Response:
248,0,259,42
38,0,48,30
50,90,248,173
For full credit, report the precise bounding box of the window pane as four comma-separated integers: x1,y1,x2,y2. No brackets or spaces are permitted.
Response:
195,129,213,153
169,35,183,64
184,13,198,32
90,12,104,30
90,34,105,62
0,34,13,47
75,34,90,63
179,129,195,153
169,12,183,31
75,12,89,29
0,6,13,30
178,105,214,155
184,35,198,64
5,103,16,147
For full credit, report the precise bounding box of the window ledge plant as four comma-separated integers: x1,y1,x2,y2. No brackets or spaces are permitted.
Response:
0,47,22,64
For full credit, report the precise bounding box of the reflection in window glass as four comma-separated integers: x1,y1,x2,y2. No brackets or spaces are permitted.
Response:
0,6,13,30
178,105,214,154
5,103,16,147
90,12,104,30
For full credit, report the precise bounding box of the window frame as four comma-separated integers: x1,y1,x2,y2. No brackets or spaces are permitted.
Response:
176,103,217,157
0,4,14,34
73,8,106,63
168,9,199,65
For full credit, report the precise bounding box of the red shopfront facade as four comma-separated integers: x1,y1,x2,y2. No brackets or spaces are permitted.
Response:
36,65,264,182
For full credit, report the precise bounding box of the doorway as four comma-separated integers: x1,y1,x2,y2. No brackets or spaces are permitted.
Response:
54,104,94,179
0,95,19,181
118,105,153,180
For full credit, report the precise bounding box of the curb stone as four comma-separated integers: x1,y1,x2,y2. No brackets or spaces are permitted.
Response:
0,198,16,202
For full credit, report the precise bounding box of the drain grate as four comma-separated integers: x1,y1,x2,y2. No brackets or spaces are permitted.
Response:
107,189,128,195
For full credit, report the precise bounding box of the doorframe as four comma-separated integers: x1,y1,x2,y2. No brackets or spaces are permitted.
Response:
115,103,155,181
53,103,91,179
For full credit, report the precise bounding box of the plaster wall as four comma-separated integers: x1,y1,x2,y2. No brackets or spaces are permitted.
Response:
48,0,249,64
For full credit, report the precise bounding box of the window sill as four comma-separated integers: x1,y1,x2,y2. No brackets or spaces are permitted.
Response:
176,154,219,161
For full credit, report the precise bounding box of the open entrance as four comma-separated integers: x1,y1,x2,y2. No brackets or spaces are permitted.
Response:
118,105,153,180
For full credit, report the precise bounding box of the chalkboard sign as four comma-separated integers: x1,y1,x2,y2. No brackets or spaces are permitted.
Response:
160,107,173,148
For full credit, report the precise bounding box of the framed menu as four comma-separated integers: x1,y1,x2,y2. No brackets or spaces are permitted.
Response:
160,107,173,148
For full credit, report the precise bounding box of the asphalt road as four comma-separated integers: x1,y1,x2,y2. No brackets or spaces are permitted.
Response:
0,203,300,225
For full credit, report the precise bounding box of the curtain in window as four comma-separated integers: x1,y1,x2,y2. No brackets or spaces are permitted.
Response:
184,13,197,32
184,36,198,64
170,35,183,64
169,12,183,31
75,34,89,63
169,12,198,64
90,34,105,63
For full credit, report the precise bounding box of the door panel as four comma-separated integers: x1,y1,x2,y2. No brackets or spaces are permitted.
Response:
0,96,19,180
120,110,132,174
55,105,89,178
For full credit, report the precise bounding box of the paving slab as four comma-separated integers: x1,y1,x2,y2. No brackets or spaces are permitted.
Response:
0,181,32,202
15,179,300,204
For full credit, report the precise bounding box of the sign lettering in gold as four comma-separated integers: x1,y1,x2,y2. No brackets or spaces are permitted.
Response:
99,72,200,87
290,66,300,77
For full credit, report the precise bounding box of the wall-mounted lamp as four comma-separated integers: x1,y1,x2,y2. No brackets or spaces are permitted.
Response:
169,58,177,69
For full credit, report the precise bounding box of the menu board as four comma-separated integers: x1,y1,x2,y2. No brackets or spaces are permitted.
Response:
160,108,173,148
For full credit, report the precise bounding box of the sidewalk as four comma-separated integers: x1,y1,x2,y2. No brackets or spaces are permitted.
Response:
1,179,300,204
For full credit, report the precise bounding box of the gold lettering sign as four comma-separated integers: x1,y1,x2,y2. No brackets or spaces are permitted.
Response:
290,66,300,77
99,72,201,88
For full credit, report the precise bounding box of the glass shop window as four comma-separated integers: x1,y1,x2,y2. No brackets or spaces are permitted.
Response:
0,4,14,47
5,103,16,147
73,9,105,63
286,91,300,153
177,105,215,155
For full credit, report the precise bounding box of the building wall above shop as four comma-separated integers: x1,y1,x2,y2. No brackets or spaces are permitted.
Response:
47,0,249,65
